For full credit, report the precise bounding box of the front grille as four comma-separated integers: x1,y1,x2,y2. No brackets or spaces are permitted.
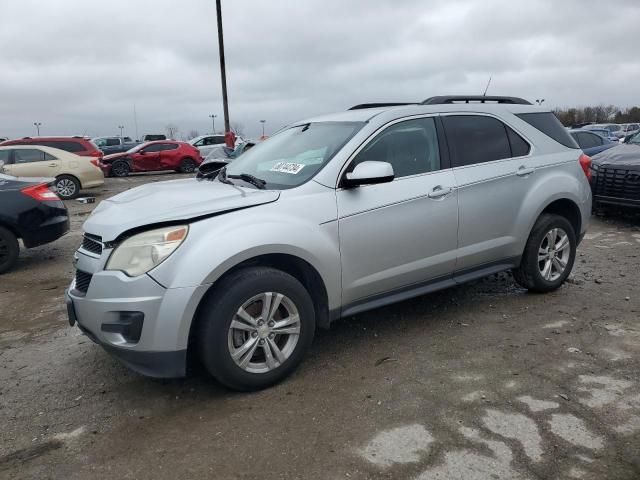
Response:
592,166,640,201
74,270,92,295
80,234,103,255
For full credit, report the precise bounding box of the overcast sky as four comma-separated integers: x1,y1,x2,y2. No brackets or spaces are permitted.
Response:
1,0,639,140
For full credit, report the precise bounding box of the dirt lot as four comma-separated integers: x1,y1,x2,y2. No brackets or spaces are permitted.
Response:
1,173,639,480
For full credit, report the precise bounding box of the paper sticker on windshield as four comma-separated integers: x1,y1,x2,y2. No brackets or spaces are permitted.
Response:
270,162,305,174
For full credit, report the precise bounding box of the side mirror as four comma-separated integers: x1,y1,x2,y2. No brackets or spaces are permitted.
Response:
343,161,394,188
139,150,146,155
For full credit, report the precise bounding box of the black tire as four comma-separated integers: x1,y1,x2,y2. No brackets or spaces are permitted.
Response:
512,214,577,293
0,226,19,274
197,267,316,391
179,158,197,173
111,160,130,177
55,175,81,200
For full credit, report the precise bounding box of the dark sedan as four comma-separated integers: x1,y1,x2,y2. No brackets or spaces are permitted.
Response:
0,173,69,273
591,134,640,209
569,129,616,157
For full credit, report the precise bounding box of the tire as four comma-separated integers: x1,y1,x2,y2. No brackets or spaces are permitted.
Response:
55,175,81,200
0,226,19,274
179,158,197,173
111,160,130,177
198,267,316,391
512,214,576,293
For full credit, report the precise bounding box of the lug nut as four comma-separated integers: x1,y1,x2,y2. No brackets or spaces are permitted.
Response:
257,320,264,326
268,333,275,339
259,339,265,345
251,332,258,338
268,321,275,327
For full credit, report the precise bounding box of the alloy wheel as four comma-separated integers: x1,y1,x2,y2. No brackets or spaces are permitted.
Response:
56,179,76,198
227,292,301,374
538,227,571,281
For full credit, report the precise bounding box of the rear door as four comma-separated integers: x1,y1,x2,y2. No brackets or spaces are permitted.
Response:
441,114,533,273
337,116,459,306
159,143,180,169
4,148,61,177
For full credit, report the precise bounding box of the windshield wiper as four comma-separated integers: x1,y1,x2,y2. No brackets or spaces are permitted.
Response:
228,173,267,190
213,166,235,185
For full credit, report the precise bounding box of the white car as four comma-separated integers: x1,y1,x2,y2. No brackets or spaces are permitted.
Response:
0,145,104,199
189,134,227,158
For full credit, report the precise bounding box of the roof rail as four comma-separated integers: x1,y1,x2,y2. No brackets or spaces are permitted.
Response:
348,102,416,110
422,95,532,105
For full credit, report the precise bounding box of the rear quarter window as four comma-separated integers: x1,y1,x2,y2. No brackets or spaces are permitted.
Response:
516,112,579,149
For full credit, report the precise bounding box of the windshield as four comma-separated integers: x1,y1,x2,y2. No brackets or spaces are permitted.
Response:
224,122,363,189
126,143,148,153
629,132,640,145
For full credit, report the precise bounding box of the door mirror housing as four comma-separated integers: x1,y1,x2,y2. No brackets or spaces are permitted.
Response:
343,161,394,188
138,150,146,155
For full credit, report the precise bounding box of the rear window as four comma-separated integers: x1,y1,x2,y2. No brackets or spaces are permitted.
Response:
516,112,579,149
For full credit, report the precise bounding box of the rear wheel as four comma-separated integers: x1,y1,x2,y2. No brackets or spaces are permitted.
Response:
198,267,315,391
0,226,19,274
55,175,80,200
179,158,197,173
111,160,130,177
512,214,576,293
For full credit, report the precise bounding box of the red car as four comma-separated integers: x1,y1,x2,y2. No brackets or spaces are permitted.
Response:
0,136,103,164
100,141,203,177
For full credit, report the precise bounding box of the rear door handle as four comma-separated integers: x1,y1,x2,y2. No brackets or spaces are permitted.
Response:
428,185,452,199
516,166,534,177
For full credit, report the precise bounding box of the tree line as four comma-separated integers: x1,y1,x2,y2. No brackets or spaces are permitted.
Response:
553,105,640,127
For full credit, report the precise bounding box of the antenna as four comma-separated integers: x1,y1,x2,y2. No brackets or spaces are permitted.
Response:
482,76,492,96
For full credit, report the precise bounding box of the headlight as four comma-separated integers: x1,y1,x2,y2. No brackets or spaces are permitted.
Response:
106,225,188,277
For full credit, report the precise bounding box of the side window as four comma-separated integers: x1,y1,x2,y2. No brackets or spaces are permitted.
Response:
41,141,84,153
506,126,531,157
161,144,179,151
577,133,599,149
0,150,11,164
443,115,511,167
351,117,441,178
194,139,205,147
105,138,120,146
14,149,47,163
94,138,106,147
142,143,164,153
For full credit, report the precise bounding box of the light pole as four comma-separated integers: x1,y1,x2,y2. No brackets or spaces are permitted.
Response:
118,125,124,137
535,99,545,106
260,119,266,137
209,114,217,134
216,0,230,136
33,122,42,136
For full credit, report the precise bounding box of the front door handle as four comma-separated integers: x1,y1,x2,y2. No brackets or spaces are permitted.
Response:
516,166,534,177
428,185,452,199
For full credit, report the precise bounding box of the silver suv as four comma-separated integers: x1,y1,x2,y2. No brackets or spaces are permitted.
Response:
66,96,592,391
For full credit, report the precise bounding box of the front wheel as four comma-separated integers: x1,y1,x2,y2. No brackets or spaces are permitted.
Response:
198,267,316,391
512,214,576,293
111,160,130,177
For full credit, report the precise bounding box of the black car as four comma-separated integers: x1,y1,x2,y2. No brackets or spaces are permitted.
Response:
591,135,640,209
0,173,70,273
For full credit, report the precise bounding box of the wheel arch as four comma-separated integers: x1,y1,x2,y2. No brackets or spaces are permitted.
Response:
186,253,331,365
56,173,82,189
539,198,582,238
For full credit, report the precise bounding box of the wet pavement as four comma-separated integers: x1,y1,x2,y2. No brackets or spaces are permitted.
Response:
1,173,639,479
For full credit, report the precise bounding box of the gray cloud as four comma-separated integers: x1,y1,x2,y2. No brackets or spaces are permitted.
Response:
0,0,639,139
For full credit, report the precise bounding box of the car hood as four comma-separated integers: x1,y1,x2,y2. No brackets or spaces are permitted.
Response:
592,144,640,167
84,178,280,241
103,152,130,161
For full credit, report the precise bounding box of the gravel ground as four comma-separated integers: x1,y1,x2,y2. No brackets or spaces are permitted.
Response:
1,173,639,480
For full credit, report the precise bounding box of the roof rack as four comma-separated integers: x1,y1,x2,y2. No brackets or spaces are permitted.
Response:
348,102,416,110
422,95,532,105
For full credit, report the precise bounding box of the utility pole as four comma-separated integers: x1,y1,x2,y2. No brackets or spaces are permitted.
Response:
209,114,217,134
133,104,139,141
118,125,124,137
33,122,42,136
260,119,266,137
216,0,230,134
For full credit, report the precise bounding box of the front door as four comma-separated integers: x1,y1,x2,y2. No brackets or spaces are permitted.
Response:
134,144,163,171
337,117,459,308
4,148,60,177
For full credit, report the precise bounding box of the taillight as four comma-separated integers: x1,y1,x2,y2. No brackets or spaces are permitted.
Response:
579,154,592,182
21,183,60,202
90,158,101,167
90,150,102,157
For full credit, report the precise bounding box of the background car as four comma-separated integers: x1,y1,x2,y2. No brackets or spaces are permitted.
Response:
621,123,640,137
0,170,69,273
100,140,203,177
93,136,140,155
189,134,227,158
198,139,259,175
584,123,624,139
569,129,616,156
582,127,619,143
141,134,167,142
0,145,104,199
591,133,640,210
0,136,104,160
